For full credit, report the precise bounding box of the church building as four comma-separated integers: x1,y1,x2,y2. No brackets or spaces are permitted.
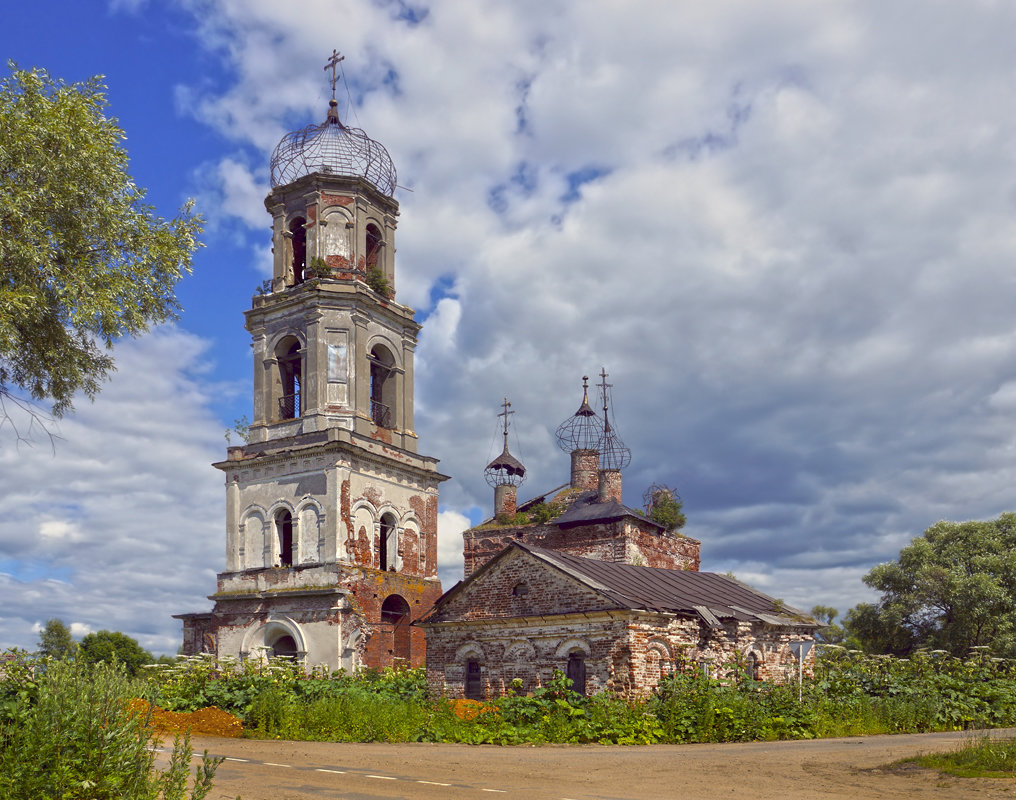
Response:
176,53,446,671
418,376,819,698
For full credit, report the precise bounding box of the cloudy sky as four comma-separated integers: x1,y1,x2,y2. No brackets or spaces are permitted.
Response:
3,0,1016,655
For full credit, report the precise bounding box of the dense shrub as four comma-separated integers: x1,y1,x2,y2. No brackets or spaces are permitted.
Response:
0,650,221,799
143,648,1016,746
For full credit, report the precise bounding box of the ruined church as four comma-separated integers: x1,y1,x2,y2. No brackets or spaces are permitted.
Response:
176,53,446,670
418,377,819,698
178,56,818,690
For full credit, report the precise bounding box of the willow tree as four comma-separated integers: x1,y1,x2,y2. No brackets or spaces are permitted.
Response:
0,63,203,426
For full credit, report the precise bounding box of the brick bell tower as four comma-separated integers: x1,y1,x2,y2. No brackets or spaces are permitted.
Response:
176,51,447,671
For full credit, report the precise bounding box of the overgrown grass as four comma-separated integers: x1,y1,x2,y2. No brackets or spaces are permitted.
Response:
902,735,1016,778
143,648,1016,746
0,650,222,800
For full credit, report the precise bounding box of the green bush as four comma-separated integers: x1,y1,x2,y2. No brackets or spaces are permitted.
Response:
0,650,221,799
143,650,1016,747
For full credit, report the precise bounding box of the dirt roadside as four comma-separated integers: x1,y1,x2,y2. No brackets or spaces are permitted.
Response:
173,729,1016,799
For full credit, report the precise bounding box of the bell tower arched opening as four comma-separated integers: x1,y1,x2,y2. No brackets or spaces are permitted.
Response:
276,337,303,420
365,223,382,270
369,344,395,429
275,509,294,567
289,217,307,285
379,512,397,571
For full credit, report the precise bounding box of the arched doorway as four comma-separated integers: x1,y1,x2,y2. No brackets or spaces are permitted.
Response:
272,634,298,660
381,594,411,662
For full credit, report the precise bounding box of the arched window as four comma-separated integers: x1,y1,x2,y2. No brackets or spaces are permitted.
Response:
369,344,395,429
275,509,293,567
379,512,398,571
381,594,411,662
276,337,302,420
365,223,382,270
272,634,298,660
566,652,587,696
289,217,306,285
746,651,760,681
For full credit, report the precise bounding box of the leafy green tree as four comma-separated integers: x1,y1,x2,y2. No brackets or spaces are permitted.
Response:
644,484,686,532
37,618,77,660
846,513,1016,657
809,605,848,646
0,63,202,420
78,630,153,676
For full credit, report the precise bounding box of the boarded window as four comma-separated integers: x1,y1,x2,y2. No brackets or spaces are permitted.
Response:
465,659,483,700
567,653,586,696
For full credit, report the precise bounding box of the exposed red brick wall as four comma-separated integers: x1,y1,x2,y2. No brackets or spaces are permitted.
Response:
320,193,354,207
462,517,701,577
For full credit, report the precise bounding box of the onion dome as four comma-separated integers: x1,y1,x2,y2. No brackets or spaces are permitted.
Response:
485,398,526,488
555,376,603,452
269,98,398,196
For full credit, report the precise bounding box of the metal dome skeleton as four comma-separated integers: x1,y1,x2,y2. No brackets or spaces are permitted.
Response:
269,51,398,195
555,376,603,453
485,398,526,488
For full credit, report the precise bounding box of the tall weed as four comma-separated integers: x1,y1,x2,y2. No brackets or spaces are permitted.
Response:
0,651,221,800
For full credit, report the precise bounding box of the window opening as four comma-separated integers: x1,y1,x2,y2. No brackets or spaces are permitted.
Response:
379,513,397,571
465,659,483,700
272,634,298,660
746,651,760,681
276,510,293,567
369,345,395,429
566,652,587,696
278,339,302,420
381,594,411,662
289,217,307,285
365,223,382,270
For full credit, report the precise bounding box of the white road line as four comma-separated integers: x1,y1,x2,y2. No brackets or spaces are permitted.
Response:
366,774,397,780
481,790,508,794
225,758,249,762
315,768,346,774
417,780,452,786
263,762,291,768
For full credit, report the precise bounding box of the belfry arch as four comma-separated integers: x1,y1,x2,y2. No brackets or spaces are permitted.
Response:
369,344,396,429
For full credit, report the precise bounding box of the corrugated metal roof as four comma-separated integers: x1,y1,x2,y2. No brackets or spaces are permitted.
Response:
520,543,818,628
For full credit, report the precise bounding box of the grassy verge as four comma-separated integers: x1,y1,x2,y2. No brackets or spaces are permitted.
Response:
902,735,1016,778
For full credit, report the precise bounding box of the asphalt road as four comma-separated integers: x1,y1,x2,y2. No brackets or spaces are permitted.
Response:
169,728,1016,799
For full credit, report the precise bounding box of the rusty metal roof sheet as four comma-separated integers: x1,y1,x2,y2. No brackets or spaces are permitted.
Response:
519,543,818,628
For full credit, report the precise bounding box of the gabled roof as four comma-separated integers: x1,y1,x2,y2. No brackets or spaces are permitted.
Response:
523,544,818,628
422,541,819,630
